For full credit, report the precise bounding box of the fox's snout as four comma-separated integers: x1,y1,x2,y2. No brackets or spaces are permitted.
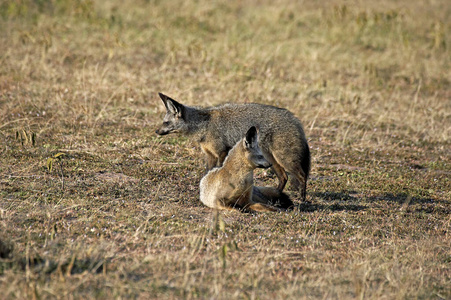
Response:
257,161,272,169
155,128,169,135
255,159,272,169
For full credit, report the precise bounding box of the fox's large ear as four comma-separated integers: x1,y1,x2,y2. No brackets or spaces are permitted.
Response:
159,93,184,118
244,126,258,148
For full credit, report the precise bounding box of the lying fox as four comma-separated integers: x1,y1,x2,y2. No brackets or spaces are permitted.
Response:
155,93,310,200
199,126,293,212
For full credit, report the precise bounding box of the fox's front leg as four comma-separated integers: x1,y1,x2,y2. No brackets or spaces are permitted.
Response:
205,150,228,172
217,151,229,167
204,153,218,172
201,144,219,172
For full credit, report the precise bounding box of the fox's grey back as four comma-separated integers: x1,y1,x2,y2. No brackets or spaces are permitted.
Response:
205,103,306,149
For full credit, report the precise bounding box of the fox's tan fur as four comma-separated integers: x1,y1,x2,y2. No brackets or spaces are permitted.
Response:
155,93,311,201
199,127,293,212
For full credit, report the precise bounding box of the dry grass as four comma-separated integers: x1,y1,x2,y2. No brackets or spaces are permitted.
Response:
0,0,450,299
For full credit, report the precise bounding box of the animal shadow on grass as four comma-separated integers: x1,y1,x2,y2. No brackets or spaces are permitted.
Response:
298,191,367,212
298,191,448,214
367,192,449,214
368,192,441,205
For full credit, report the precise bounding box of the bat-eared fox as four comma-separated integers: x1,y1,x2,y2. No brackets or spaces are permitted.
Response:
199,126,293,212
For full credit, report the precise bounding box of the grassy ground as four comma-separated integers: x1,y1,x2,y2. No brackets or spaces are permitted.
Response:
0,0,450,298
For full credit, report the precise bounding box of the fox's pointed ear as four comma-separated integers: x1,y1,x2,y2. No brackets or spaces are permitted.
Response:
244,126,258,148
159,93,184,118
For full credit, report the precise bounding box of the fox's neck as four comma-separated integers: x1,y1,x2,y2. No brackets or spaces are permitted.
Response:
222,143,254,178
183,106,211,136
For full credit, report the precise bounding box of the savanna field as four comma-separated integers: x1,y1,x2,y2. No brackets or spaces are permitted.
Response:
0,0,450,298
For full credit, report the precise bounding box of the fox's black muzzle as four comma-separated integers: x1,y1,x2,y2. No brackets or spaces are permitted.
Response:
155,129,169,135
257,163,272,169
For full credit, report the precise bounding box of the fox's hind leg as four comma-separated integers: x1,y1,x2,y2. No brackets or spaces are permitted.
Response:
291,170,307,201
253,186,294,210
262,151,288,192
301,180,307,201
245,202,281,213
289,177,301,191
271,161,288,192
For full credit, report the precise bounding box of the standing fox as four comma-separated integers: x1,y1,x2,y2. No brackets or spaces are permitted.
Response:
155,93,310,200
200,126,293,212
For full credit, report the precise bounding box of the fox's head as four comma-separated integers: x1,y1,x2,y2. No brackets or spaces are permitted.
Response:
243,126,272,169
155,93,187,135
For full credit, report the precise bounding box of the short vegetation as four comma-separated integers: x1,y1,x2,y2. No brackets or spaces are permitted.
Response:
0,0,449,298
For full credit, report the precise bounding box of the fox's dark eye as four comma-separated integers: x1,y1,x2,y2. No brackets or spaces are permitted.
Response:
163,122,170,126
